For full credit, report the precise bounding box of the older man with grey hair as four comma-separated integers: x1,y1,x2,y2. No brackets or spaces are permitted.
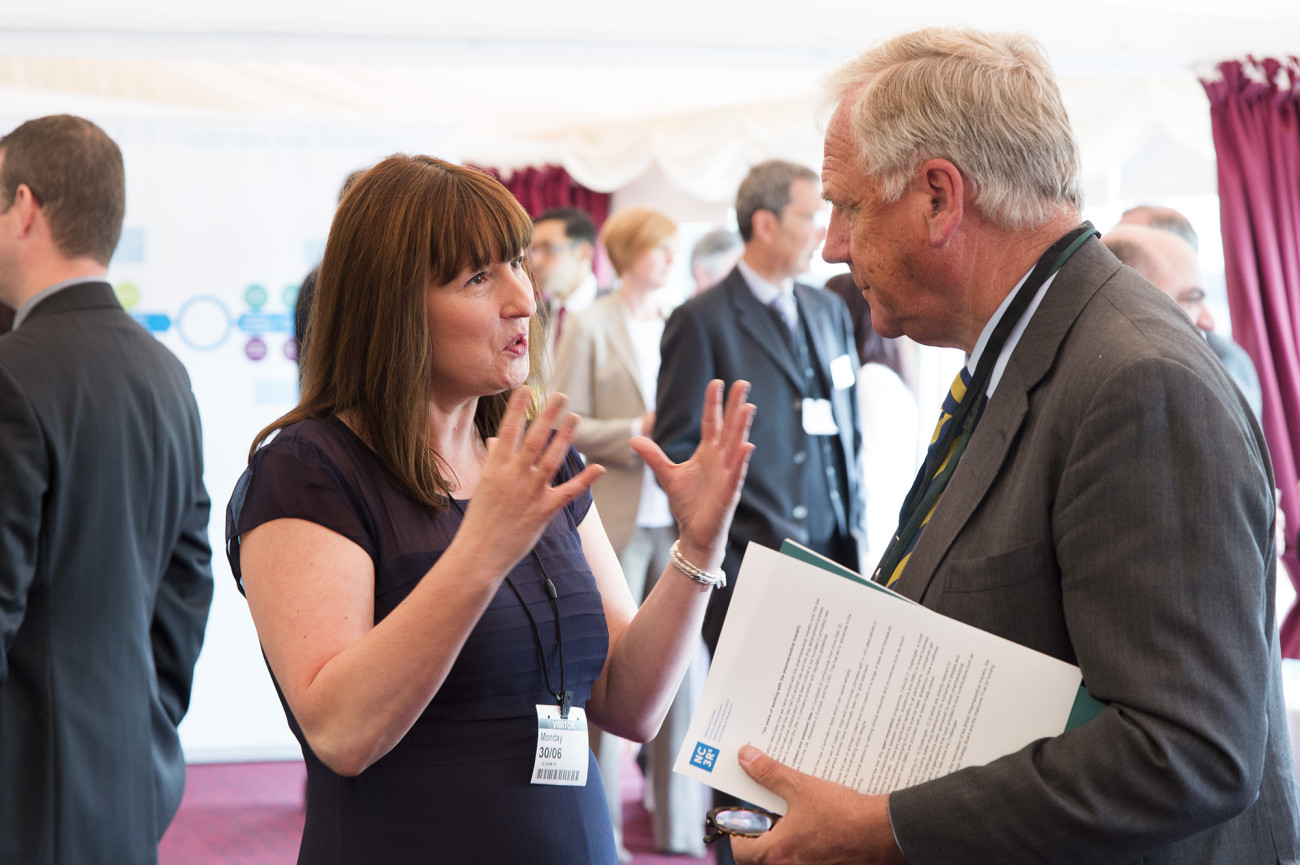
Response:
731,27,1298,865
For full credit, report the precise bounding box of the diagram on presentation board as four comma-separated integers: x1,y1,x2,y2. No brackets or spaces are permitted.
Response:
115,281,300,363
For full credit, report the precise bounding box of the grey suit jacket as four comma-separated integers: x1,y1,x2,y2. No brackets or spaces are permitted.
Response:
552,291,660,554
888,239,1299,864
0,282,213,865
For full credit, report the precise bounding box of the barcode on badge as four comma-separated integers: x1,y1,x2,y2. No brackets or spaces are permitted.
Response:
536,768,581,782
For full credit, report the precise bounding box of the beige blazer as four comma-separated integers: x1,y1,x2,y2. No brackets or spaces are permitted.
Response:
552,291,664,553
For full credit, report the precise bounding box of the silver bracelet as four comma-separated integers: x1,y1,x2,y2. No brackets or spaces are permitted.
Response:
670,540,726,589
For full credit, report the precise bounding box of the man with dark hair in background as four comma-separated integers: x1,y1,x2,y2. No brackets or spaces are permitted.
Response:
0,114,213,865
528,206,599,349
655,159,862,657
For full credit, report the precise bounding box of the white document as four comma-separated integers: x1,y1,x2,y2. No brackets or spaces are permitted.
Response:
674,543,1083,814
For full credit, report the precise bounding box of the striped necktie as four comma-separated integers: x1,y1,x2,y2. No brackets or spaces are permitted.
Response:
874,223,1099,588
883,366,972,587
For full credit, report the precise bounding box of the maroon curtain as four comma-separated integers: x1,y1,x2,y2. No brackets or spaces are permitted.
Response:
499,165,610,225
1202,57,1300,655
478,164,615,288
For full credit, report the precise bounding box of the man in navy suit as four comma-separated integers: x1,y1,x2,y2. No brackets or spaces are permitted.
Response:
0,114,213,865
654,159,863,656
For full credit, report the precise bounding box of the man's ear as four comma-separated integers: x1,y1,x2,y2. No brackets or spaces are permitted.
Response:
574,240,595,267
919,159,963,246
750,208,781,245
8,184,40,237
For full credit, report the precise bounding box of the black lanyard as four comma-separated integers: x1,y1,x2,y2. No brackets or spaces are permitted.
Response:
447,498,572,718
874,222,1099,584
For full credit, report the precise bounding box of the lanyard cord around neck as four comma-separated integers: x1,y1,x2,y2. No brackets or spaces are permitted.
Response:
446,497,572,718
874,222,1099,584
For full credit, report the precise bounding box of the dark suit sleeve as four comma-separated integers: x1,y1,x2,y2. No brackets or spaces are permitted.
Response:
150,407,214,726
0,363,47,685
653,302,715,465
890,355,1277,863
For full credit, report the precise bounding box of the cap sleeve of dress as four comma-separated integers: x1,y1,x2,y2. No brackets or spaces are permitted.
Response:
226,424,377,591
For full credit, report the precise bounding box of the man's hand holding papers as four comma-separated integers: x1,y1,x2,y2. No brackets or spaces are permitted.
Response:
674,543,1090,813
732,745,903,864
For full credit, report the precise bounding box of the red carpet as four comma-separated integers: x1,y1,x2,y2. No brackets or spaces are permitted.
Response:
160,755,714,864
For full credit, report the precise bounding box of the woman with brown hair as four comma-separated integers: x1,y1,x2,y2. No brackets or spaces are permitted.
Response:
226,155,754,864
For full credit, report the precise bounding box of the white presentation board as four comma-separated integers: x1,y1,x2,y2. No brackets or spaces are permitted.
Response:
1,110,457,761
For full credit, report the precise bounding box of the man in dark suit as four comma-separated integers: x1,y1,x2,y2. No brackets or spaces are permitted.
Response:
0,115,213,865
655,159,862,656
733,28,1299,864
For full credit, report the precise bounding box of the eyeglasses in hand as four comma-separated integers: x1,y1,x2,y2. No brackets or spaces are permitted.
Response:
704,805,781,845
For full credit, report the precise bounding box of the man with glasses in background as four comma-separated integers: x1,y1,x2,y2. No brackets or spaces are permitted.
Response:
529,207,599,350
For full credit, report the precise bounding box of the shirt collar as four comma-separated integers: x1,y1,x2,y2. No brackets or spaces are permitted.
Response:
555,272,598,313
966,267,1060,397
737,259,795,306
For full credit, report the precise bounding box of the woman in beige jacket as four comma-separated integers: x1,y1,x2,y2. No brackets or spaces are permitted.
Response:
553,207,708,858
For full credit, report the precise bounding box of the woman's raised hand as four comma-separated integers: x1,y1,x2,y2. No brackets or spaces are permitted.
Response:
631,380,756,570
456,389,604,575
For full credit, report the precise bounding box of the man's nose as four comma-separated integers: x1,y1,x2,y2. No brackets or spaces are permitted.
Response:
822,210,849,264
1194,304,1215,333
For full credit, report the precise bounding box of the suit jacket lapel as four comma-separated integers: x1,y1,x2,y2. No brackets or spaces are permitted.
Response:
892,237,1118,601
726,272,803,389
894,368,1031,601
795,283,845,391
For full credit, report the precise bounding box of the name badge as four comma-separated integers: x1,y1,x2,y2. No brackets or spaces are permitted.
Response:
830,353,856,391
802,398,839,436
532,705,589,786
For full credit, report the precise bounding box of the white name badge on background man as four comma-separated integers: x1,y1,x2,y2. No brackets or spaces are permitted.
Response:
802,398,839,436
532,705,589,786
830,353,857,391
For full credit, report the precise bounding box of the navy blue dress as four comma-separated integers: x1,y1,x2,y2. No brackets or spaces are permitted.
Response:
226,416,617,864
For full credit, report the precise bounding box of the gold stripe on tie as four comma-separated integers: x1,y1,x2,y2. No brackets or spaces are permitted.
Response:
885,368,970,587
